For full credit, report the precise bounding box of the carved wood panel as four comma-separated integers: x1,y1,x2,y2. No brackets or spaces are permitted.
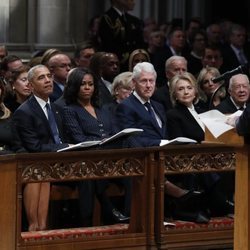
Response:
20,157,145,183
163,152,236,173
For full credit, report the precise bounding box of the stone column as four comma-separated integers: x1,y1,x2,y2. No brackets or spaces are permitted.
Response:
37,0,71,44
0,0,9,42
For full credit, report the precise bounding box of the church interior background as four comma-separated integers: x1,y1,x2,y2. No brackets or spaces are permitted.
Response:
0,0,249,60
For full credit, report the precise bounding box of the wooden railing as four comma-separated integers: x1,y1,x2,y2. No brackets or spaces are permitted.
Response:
0,144,249,250
0,148,155,250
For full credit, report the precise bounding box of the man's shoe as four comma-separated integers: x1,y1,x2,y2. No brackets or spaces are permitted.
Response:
112,209,130,223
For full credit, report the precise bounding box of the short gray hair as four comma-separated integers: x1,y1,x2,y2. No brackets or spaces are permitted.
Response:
132,62,156,80
27,64,48,81
165,55,187,71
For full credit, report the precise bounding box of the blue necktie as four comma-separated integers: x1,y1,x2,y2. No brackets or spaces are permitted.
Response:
45,103,61,144
144,102,159,127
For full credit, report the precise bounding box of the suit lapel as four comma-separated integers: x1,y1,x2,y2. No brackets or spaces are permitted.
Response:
28,96,53,137
131,95,165,136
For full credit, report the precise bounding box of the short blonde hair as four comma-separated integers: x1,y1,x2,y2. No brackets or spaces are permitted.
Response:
169,72,199,106
112,71,133,96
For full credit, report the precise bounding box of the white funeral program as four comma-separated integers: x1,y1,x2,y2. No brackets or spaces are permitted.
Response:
198,109,242,138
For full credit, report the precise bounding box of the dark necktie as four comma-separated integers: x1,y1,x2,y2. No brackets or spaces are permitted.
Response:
45,103,61,144
238,50,247,65
238,106,244,111
144,102,159,127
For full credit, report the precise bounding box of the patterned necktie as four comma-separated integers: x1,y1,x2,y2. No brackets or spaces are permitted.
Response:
144,102,159,127
45,103,61,144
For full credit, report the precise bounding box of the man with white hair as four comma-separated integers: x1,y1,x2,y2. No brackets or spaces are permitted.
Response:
115,61,167,147
216,73,250,113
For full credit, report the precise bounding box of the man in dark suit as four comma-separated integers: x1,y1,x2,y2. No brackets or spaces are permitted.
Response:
215,73,250,114
221,23,250,73
115,62,167,147
89,52,120,106
46,53,72,102
152,27,187,87
13,64,69,231
98,0,144,71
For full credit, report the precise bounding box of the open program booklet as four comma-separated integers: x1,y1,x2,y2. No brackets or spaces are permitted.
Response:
160,137,197,146
57,128,143,152
198,109,243,138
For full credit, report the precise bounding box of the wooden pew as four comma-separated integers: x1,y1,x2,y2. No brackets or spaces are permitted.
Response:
154,143,237,250
0,144,249,249
0,148,155,250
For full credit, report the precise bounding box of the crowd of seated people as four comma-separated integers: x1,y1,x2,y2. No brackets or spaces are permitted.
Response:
1,8,250,232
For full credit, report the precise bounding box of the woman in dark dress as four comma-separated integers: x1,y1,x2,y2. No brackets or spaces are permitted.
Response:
63,68,130,226
167,72,234,218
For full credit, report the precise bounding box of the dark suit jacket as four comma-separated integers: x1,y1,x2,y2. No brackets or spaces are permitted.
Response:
222,44,250,73
50,81,64,102
215,96,238,114
98,79,114,106
166,103,204,142
166,103,220,189
152,84,173,112
115,94,167,147
63,103,115,144
236,103,250,144
236,103,250,135
152,46,173,87
13,95,68,152
98,7,144,70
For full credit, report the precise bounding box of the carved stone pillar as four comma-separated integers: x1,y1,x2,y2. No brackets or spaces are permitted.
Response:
37,0,71,44
0,0,9,42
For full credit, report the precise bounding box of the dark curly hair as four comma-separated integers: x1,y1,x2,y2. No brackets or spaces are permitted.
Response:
64,68,99,107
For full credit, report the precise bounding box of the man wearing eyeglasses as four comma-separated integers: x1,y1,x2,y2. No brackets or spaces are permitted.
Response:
47,53,72,102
